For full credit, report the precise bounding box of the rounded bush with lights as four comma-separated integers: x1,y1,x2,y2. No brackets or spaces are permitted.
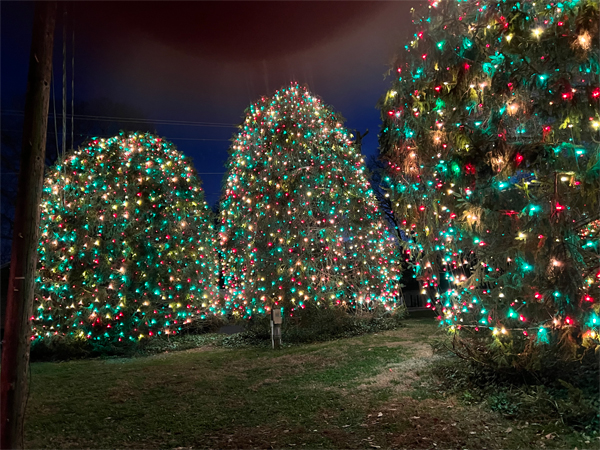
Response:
34,132,219,343
378,0,599,361
220,83,401,317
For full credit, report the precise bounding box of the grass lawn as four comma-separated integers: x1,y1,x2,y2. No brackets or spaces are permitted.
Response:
25,317,594,449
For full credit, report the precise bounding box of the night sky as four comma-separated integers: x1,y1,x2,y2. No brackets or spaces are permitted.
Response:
2,1,419,206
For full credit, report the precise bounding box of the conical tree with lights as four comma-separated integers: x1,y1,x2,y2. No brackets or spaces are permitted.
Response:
220,83,401,318
379,0,599,365
34,132,220,344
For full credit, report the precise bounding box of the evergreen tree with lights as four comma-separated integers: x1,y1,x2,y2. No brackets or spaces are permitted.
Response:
34,132,220,344
379,0,599,366
220,83,401,318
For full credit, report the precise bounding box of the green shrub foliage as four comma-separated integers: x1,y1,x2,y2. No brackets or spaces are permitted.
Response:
378,0,599,367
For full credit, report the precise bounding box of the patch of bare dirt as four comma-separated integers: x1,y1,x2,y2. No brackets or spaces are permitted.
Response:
376,322,441,340
363,396,518,449
357,341,442,392
179,346,220,354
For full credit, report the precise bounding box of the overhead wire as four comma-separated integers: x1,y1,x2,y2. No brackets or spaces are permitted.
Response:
62,7,66,160
61,7,67,206
0,129,231,142
51,68,59,155
1,110,238,128
69,115,237,128
71,22,74,151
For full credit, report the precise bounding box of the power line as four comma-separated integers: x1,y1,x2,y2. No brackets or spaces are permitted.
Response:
2,172,226,175
51,68,59,155
2,110,238,128
1,129,231,142
168,137,230,142
71,25,74,151
62,8,66,160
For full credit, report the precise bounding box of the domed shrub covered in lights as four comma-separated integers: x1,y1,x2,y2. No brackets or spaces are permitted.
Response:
378,0,599,366
220,83,401,317
34,132,219,344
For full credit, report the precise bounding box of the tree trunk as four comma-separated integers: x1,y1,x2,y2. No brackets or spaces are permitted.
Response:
0,3,56,448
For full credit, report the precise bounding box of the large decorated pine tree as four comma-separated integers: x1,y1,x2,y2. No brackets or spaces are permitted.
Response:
220,83,401,317
34,132,219,344
379,0,599,363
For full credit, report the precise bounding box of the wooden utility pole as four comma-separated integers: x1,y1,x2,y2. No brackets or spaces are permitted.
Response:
1,2,56,449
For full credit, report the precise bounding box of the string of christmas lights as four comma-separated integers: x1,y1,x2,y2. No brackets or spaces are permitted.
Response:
34,132,220,343
220,83,401,318
378,0,599,351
